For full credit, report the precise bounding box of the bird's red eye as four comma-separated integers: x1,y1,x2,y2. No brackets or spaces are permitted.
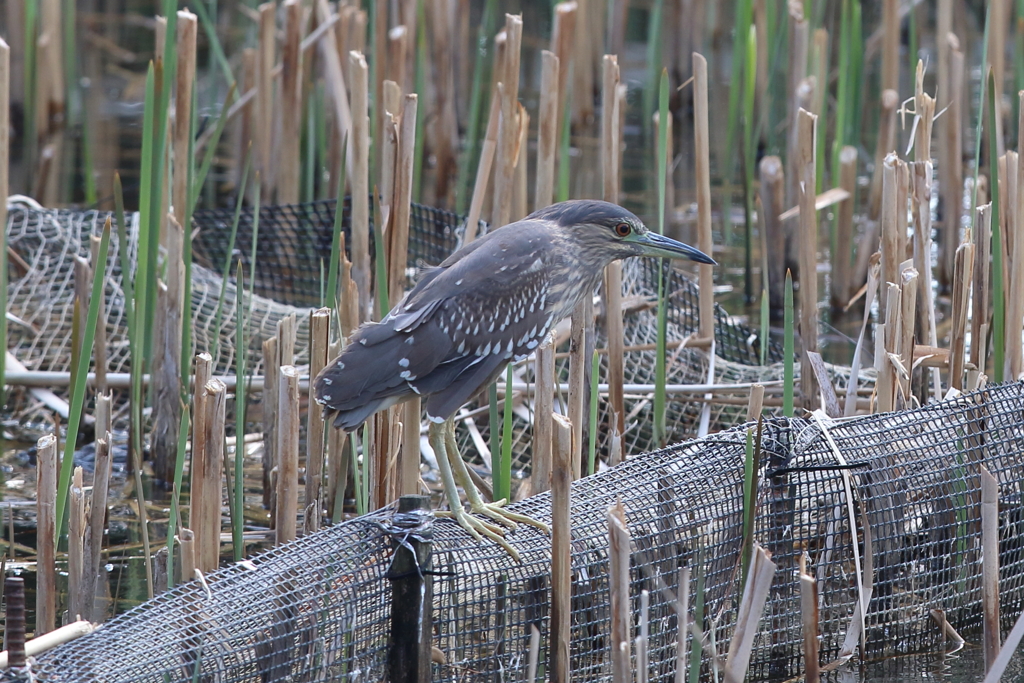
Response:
615,222,631,237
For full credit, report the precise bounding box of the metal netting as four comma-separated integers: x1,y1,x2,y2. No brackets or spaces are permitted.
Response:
32,381,1024,681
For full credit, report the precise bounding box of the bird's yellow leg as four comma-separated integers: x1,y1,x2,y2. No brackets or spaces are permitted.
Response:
428,420,523,561
443,418,551,536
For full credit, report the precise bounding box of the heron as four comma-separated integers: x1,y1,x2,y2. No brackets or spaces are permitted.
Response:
313,199,715,559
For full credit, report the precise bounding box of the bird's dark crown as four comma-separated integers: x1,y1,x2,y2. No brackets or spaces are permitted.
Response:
528,199,644,232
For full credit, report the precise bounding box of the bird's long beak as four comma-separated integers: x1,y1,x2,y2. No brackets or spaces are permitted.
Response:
637,232,717,265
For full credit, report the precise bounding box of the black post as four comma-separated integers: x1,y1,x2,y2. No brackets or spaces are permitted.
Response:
387,495,434,683
5,576,26,669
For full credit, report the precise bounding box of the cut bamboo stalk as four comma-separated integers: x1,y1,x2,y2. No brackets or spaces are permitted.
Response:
389,94,417,307
172,11,197,227
982,466,1000,672
950,235,976,391
786,7,809,212
568,297,589,481
492,14,522,229
879,152,900,318
694,53,714,342
760,156,786,313
550,413,573,683
550,2,577,188
940,37,965,290
602,54,624,436
833,147,858,309
68,467,85,621
972,204,992,372
152,215,184,486
1010,96,1024,380
869,90,900,221
261,338,278,514
304,309,330,533
279,0,303,204
799,553,819,683
797,108,819,411
881,0,898,93
386,26,408,95
379,113,399,239
536,51,560,212
276,366,300,545
608,500,632,683
177,528,195,583
84,430,111,623
533,334,555,495
465,89,500,243
195,379,225,573
36,433,56,635
383,79,402,120
349,51,371,321
257,3,276,197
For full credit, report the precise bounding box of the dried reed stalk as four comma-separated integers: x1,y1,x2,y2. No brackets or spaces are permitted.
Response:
261,338,278,514
972,204,992,372
349,51,371,322
177,528,195,583
693,53,714,341
386,26,408,94
325,340,349,521
68,467,85,621
982,465,1000,671
1010,97,1024,380
799,553,819,683
550,413,573,683
0,37,6,296
36,434,56,634
950,235,976,391
304,309,330,532
875,284,900,413
492,14,522,229
237,49,256,189
879,152,900,318
833,147,858,309
84,430,111,622
39,0,63,115
602,54,624,435
868,90,899,222
172,11,197,228
939,27,961,288
608,500,632,683
796,108,819,411
429,0,458,205
511,106,529,222
550,2,577,185
746,384,765,422
152,215,184,485
570,0,594,126
760,156,786,312
723,544,777,683
88,236,108,393
568,296,589,481
881,0,898,93
535,51,559,211
257,3,276,197
465,90,500,242
314,0,353,184
897,268,919,407
276,366,300,545
389,94,417,306
786,6,809,211
278,0,303,204
195,379,225,572
532,334,555,494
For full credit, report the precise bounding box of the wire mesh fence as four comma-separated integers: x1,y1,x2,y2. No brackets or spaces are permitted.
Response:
31,380,1024,681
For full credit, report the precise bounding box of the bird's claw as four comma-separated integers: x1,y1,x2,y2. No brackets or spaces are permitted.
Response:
439,507,522,562
471,499,551,536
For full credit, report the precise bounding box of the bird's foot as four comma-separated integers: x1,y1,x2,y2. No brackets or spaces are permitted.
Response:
437,506,522,562
470,498,551,536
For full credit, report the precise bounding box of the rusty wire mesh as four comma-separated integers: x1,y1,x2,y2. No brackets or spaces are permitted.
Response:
31,380,1024,681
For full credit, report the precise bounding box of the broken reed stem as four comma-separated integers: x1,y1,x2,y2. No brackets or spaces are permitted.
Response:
550,2,576,188
276,365,301,545
388,94,417,307
602,54,624,436
881,0,899,93
982,465,1001,671
84,429,111,623
533,334,555,494
693,53,714,342
972,204,992,372
941,37,965,289
349,51,371,322
1010,95,1024,379
869,90,899,221
833,147,857,309
550,413,573,683
799,553,820,683
151,215,183,485
261,338,278,515
172,11,196,228
177,527,195,583
608,500,632,683
492,13,522,229
723,545,777,683
760,156,786,312
511,105,530,222
568,297,589,481
197,379,225,573
879,152,900,319
256,3,275,197
746,384,765,422
0,37,7,413
876,283,901,413
304,309,330,532
68,467,85,621
897,268,919,406
278,0,303,204
535,50,559,211
950,235,976,391
88,237,107,393
465,89,500,242
796,108,819,411
36,433,56,635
